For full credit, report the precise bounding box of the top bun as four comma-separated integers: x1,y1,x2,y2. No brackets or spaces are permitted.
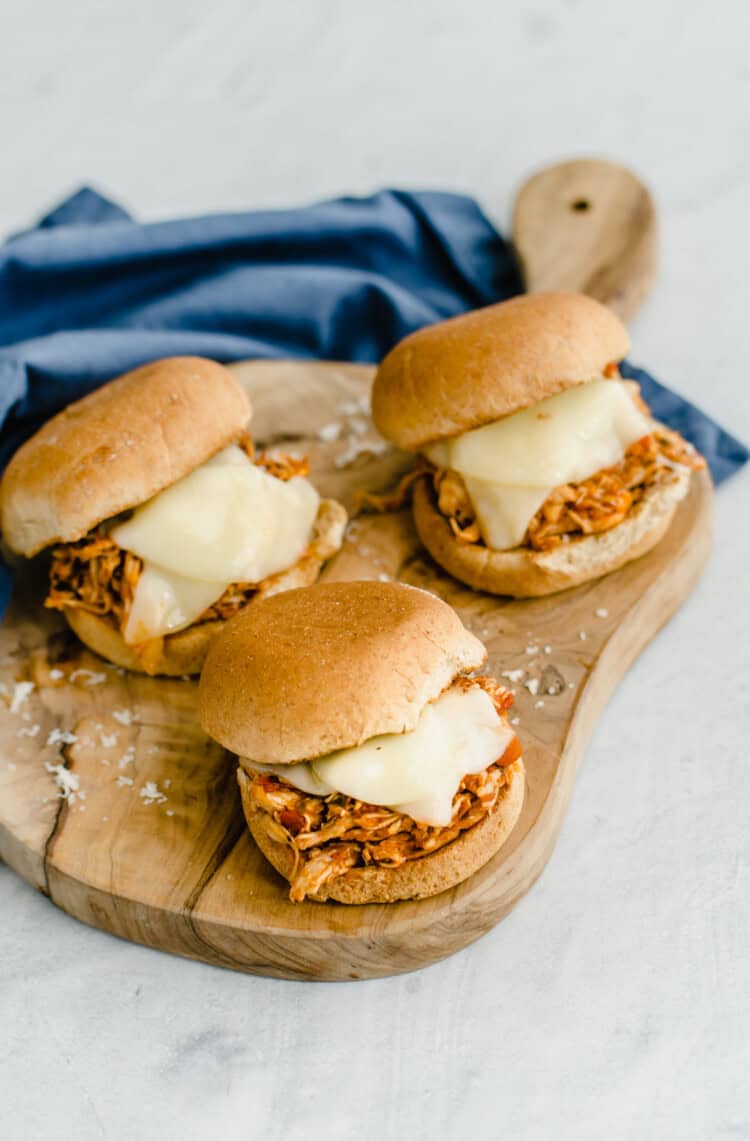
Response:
198,580,486,765
371,292,630,451
1,357,251,556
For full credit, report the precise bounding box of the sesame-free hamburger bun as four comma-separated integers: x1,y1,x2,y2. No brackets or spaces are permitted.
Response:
371,292,630,451
199,580,525,904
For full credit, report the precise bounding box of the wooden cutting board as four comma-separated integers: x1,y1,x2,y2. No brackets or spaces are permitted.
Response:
0,161,712,980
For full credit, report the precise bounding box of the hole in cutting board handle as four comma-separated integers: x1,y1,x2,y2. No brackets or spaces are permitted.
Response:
570,198,591,212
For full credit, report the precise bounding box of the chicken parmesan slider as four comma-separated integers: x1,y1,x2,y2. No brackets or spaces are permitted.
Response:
371,293,704,596
0,357,346,675
199,580,524,903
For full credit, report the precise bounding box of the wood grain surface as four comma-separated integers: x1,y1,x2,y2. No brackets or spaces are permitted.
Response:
0,360,713,980
513,158,659,322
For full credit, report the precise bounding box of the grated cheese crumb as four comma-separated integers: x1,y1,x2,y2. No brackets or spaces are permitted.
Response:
595,608,609,618
100,733,118,748
510,717,520,726
44,762,81,802
139,781,167,806
525,645,538,656
543,645,552,655
47,728,78,747
525,678,540,696
317,422,342,442
334,437,388,469
112,709,134,726
534,700,545,709
69,668,107,686
162,778,171,789
16,724,40,738
165,809,175,817
9,682,35,714
501,669,526,684
116,775,134,787
579,631,588,641
117,747,136,769
48,669,64,681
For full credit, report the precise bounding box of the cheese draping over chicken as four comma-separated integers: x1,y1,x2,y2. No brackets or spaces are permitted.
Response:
358,374,706,551
434,424,705,552
44,445,332,657
242,676,520,902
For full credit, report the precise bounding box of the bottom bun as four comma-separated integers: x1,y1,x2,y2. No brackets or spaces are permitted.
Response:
237,761,525,904
64,498,348,676
413,468,692,598
64,607,219,677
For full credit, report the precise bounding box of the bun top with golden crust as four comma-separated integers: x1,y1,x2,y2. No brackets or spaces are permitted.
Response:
371,292,630,451
198,580,486,765
0,356,251,557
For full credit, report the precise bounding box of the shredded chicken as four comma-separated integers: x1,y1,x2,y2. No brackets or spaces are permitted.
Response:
243,676,521,901
357,378,705,548
440,426,705,552
44,446,312,638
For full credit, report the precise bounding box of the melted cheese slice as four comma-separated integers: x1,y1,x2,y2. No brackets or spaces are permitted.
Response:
112,446,319,582
246,685,516,827
121,565,224,645
425,379,651,550
112,446,320,643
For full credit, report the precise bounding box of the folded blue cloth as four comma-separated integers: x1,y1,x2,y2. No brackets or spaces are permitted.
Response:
0,186,746,615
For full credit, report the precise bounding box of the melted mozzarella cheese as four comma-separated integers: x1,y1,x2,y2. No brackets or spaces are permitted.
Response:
112,445,320,643
121,564,225,644
461,478,551,551
244,685,516,827
111,445,319,583
425,379,651,551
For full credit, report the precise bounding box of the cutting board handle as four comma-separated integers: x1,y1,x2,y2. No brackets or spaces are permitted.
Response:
512,158,658,324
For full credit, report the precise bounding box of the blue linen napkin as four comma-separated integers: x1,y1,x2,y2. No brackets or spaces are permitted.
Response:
0,187,746,614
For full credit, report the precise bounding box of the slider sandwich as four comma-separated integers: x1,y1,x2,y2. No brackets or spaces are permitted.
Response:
199,580,524,903
0,357,347,675
371,293,705,596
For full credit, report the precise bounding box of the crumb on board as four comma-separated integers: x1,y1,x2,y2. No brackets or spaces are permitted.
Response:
68,668,107,686
501,668,525,684
44,762,83,804
112,709,135,726
139,781,168,806
534,700,545,709
524,678,540,696
318,422,342,442
47,728,78,747
9,682,35,714
595,608,609,618
16,724,40,738
579,631,588,641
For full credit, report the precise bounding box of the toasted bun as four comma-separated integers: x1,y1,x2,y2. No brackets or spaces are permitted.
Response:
413,466,692,597
237,760,525,903
371,293,630,451
199,580,486,765
62,498,348,676
0,357,251,557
